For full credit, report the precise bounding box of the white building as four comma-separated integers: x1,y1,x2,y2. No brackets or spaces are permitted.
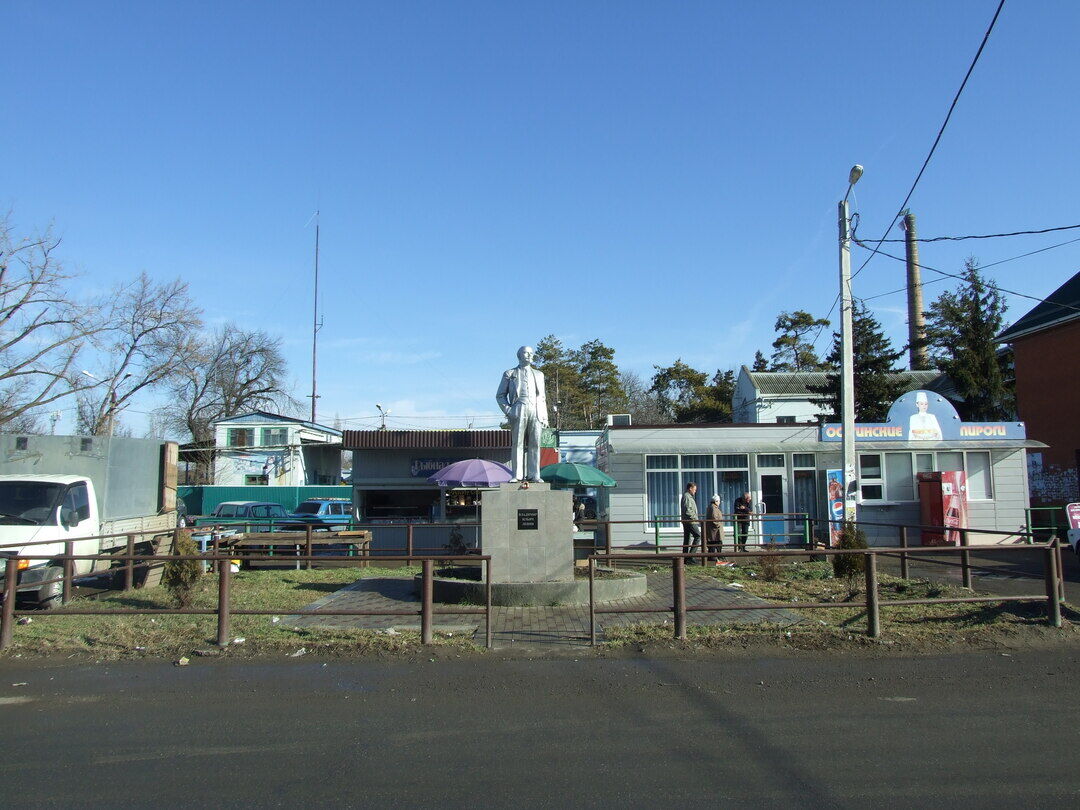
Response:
212,411,343,487
732,367,944,424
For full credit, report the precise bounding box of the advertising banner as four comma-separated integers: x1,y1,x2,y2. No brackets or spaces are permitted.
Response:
825,469,844,547
410,458,464,477
820,390,1026,442
1066,503,1080,531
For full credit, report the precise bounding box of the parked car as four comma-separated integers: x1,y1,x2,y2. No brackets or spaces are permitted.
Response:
283,498,355,531
199,501,291,531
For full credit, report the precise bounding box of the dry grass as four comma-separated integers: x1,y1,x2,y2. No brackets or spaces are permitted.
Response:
3,566,477,660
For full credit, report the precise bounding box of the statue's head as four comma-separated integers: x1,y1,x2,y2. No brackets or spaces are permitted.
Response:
517,345,535,366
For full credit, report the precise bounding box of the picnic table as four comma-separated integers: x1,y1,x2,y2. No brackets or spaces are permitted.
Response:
225,530,372,570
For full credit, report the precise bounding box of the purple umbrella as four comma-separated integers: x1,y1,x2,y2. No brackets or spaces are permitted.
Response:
428,458,513,487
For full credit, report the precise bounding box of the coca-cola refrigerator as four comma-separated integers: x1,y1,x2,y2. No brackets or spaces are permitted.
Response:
917,471,968,546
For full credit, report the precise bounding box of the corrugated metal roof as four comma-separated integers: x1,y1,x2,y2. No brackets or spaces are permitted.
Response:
747,369,941,396
997,268,1080,342
343,429,510,450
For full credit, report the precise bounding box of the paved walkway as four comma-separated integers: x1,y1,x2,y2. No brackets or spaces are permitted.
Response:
286,572,802,649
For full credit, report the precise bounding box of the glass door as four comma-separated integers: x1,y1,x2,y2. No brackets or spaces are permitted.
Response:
758,473,787,545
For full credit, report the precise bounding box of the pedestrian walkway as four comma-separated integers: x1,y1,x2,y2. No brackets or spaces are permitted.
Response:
286,572,802,649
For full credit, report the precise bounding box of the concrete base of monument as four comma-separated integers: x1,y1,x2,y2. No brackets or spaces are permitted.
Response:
418,565,648,607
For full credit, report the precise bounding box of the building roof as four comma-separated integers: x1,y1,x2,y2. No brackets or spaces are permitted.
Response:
997,269,1080,342
212,410,342,436
343,429,510,450
741,367,942,397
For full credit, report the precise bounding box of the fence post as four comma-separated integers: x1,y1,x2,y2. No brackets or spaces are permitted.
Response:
1,555,17,651
1024,508,1033,543
604,521,613,568
406,524,414,558
803,514,810,548
1044,544,1062,628
124,534,136,591
672,556,687,641
484,557,493,650
865,552,880,638
420,559,434,645
899,526,909,580
588,557,596,647
62,540,74,605
959,530,972,589
216,560,232,647
305,525,313,571
1054,537,1065,603
654,521,660,555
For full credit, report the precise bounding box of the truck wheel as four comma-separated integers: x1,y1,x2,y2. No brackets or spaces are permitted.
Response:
36,564,65,610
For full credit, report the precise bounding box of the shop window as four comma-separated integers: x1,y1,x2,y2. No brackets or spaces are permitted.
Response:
716,454,748,469
262,427,288,446
937,451,964,472
681,455,712,469
792,453,815,468
859,454,884,501
228,428,255,447
80,438,93,452
646,453,750,528
756,454,784,468
718,470,749,513
885,453,914,502
15,437,28,450
916,453,934,473
966,451,993,500
646,455,678,470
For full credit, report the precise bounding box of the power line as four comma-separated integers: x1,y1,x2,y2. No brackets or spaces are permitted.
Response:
859,235,1080,303
852,239,1080,317
851,0,1006,280
877,223,1080,243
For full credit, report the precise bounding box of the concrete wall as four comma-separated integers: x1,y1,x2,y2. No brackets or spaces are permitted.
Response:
0,434,173,521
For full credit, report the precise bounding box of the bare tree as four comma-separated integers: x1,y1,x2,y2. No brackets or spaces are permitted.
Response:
613,370,672,425
0,217,101,429
77,273,202,435
161,325,294,482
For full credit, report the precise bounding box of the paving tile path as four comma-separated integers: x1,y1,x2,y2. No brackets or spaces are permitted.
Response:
286,571,802,649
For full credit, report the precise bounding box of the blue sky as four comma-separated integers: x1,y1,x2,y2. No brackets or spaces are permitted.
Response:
3,1,1078,434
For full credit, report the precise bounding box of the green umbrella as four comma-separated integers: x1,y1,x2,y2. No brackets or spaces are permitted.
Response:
539,462,617,488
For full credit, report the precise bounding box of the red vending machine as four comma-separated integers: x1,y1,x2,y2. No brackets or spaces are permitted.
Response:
917,471,968,546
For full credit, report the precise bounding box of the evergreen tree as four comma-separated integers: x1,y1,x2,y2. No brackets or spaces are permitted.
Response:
571,339,625,429
810,302,905,421
534,334,585,430
650,361,734,423
924,258,1013,420
752,350,769,372
770,310,831,371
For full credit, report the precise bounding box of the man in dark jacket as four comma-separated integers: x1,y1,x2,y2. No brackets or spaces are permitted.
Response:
733,491,753,552
680,482,701,562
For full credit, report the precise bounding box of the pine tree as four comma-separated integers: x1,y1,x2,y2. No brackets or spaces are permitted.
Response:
572,339,624,428
752,350,769,372
770,310,831,371
650,361,734,423
810,302,905,421
924,258,1013,420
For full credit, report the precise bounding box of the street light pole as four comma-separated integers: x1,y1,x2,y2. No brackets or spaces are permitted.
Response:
838,165,863,523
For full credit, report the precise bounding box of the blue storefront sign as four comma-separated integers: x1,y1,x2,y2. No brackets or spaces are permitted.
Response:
820,390,1026,442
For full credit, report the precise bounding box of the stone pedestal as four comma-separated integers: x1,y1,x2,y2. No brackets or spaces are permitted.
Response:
481,482,573,583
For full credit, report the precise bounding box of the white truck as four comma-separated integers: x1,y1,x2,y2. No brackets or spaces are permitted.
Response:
0,436,179,607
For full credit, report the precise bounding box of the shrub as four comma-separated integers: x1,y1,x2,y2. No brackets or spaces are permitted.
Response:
163,531,202,608
758,552,782,581
831,523,868,581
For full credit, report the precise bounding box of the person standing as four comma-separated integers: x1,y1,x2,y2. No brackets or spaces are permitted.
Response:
705,493,730,565
733,491,753,553
680,482,702,562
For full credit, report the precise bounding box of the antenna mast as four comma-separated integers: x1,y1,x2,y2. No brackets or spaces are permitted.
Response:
309,211,322,422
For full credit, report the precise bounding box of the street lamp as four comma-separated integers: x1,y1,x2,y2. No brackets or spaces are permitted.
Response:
838,165,863,523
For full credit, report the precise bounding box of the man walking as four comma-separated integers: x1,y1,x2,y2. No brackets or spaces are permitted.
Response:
733,491,753,553
681,482,702,562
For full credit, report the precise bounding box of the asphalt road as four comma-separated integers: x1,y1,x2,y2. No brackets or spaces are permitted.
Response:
1,647,1077,808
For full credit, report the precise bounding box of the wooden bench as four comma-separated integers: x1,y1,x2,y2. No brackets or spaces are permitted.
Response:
226,530,372,570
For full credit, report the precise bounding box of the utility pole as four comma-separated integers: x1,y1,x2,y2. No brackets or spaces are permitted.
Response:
838,165,863,524
309,212,322,423
903,211,930,370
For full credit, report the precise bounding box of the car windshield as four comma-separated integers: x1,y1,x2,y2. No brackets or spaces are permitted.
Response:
0,481,66,526
293,502,321,515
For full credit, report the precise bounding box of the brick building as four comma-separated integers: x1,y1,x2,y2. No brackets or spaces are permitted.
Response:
997,270,1080,504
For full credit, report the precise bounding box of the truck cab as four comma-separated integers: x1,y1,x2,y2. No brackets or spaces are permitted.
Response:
0,474,102,607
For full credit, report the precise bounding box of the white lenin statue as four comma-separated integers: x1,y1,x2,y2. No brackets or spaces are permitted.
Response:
495,345,549,482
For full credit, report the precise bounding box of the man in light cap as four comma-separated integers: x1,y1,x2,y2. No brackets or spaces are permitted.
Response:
496,345,549,482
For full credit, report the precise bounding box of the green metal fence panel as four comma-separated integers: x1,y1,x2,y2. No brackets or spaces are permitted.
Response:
179,485,352,515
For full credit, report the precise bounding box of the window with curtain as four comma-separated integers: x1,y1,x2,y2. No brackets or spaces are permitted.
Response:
885,453,914,501
646,454,749,529
966,451,993,499
937,451,964,472
647,470,681,527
